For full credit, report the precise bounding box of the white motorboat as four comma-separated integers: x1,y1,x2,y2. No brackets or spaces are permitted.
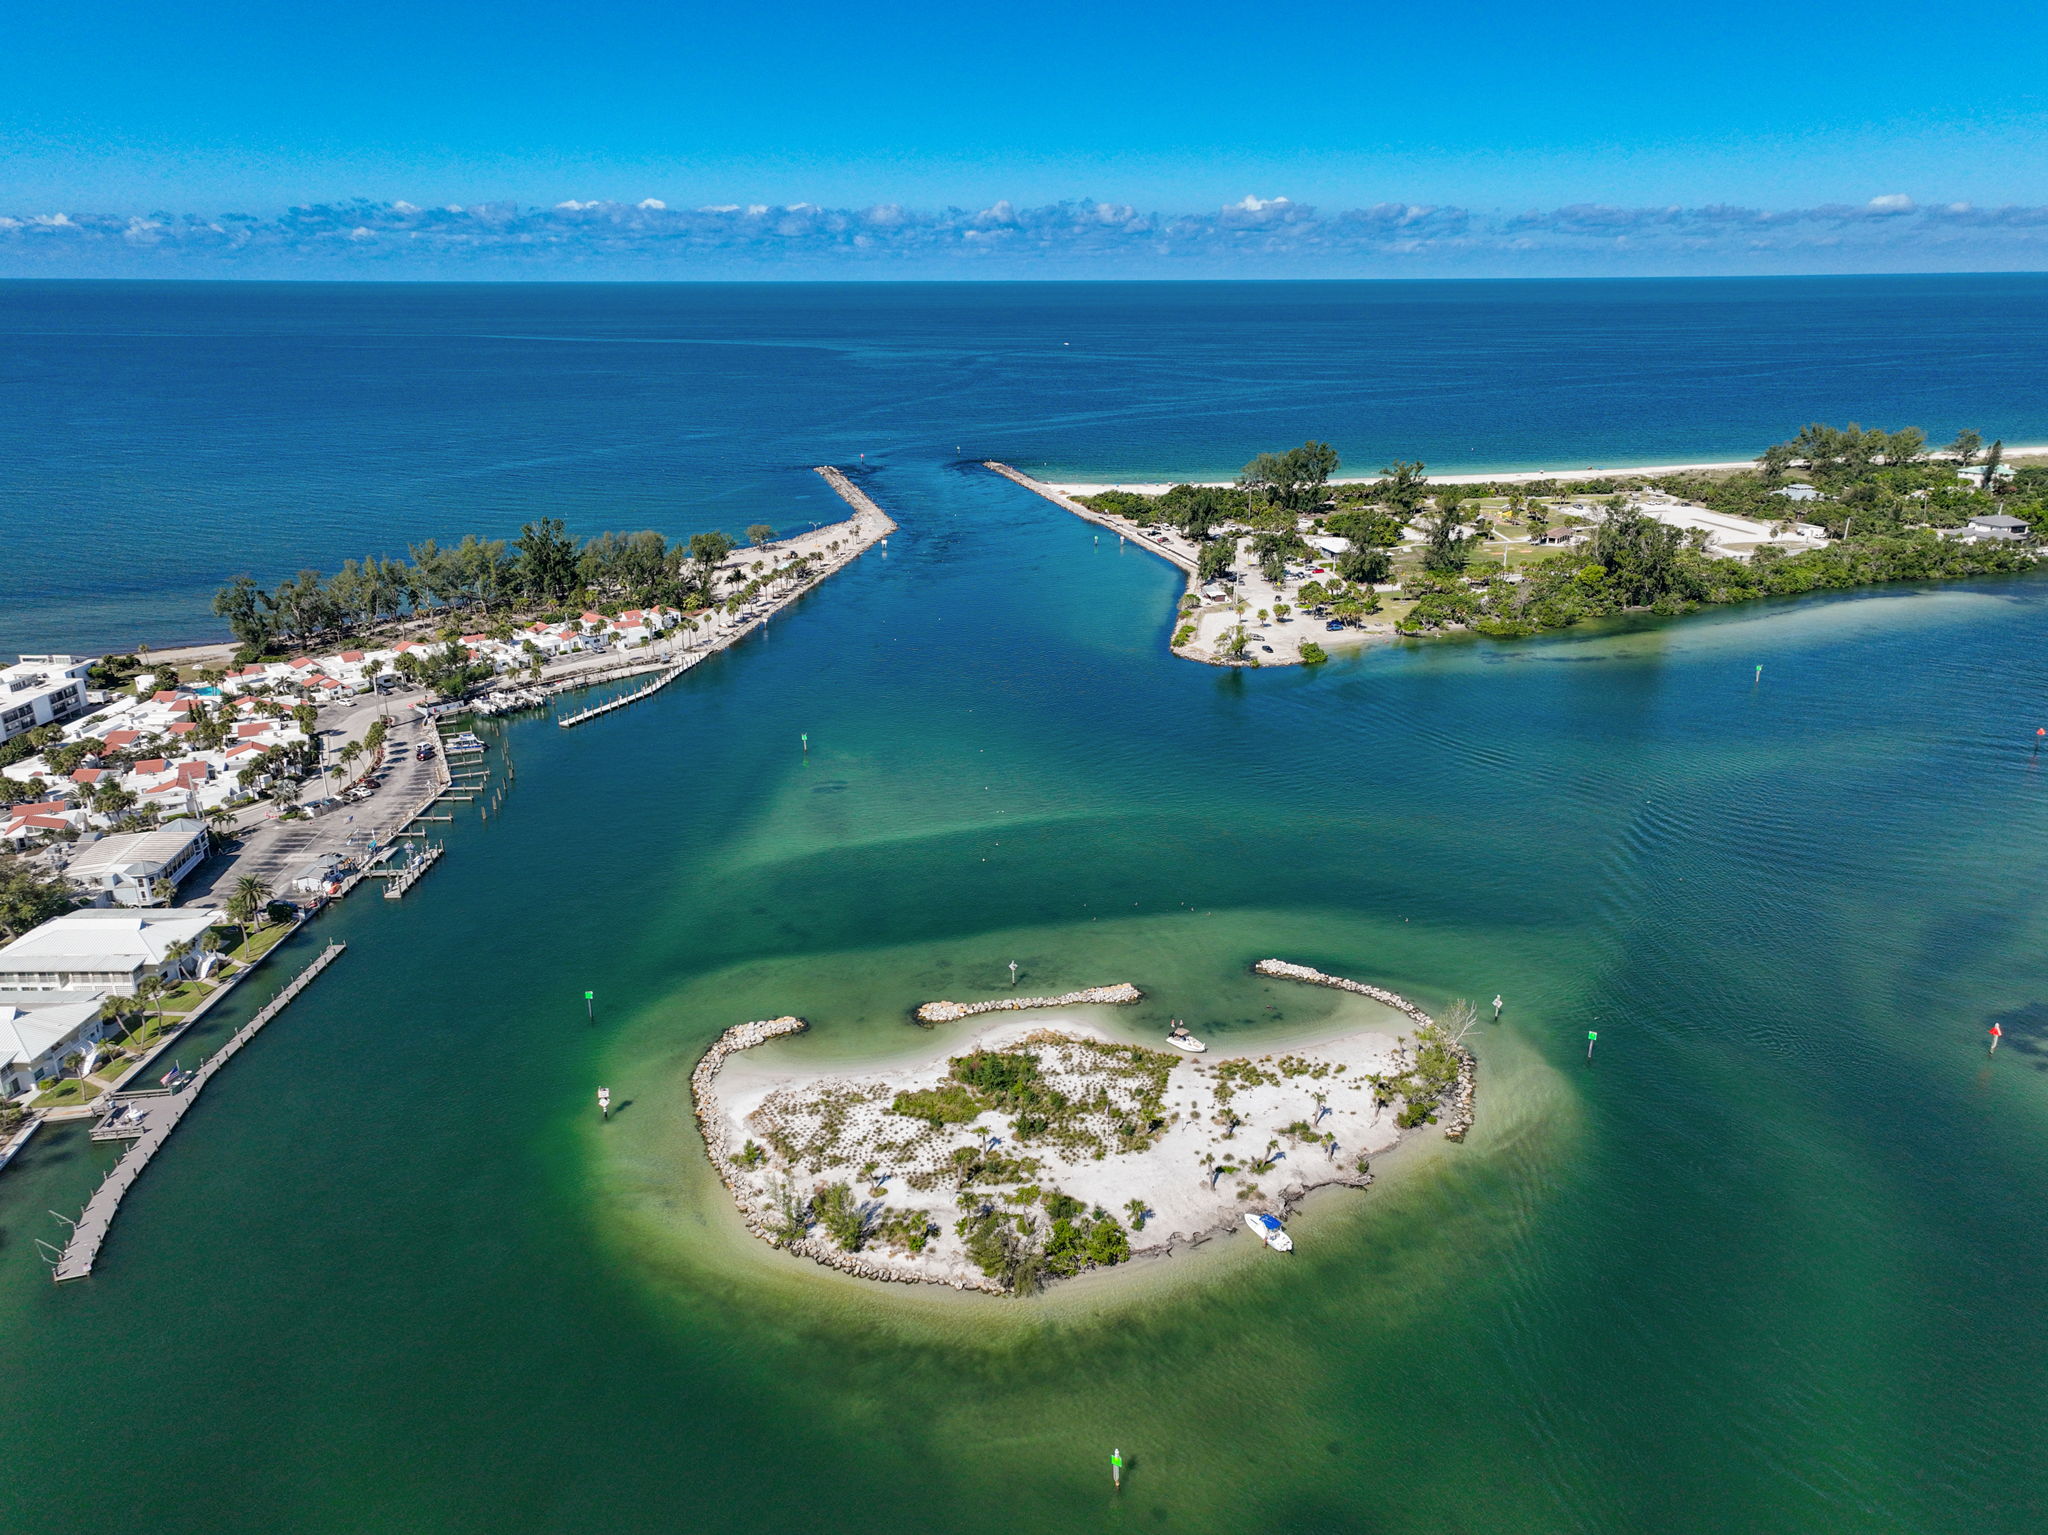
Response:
1166,1020,1208,1053
1245,1212,1293,1252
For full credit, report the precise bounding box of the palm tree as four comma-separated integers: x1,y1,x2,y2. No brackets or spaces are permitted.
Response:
162,937,195,980
149,876,176,906
98,993,139,1049
226,875,272,942
134,973,169,1032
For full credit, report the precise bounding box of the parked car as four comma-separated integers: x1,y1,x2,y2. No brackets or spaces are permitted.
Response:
1325,619,1346,631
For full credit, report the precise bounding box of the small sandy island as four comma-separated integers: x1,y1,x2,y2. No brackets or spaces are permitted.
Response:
692,965,1477,1294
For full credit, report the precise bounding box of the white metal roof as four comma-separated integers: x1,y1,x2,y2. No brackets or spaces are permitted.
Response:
0,909,222,971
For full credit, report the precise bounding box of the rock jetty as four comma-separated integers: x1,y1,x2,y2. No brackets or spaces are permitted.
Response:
1252,959,1477,1141
914,982,1144,1025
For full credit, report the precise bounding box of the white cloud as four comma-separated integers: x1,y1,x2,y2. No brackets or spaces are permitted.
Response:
7,193,2048,275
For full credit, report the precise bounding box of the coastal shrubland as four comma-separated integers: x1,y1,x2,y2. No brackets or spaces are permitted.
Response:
705,999,1456,1294
1078,423,2045,656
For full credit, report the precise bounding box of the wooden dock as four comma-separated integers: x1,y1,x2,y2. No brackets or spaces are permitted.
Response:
558,656,699,727
50,942,347,1283
382,843,444,899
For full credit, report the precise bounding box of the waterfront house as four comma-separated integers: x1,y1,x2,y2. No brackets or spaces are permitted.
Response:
0,908,224,995
64,824,212,907
0,993,109,1096
0,656,95,745
1961,513,2031,542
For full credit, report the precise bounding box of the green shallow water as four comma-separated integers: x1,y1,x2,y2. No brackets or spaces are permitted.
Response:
6,462,2048,1532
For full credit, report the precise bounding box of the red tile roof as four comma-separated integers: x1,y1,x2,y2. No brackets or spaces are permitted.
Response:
103,730,141,747
4,813,72,834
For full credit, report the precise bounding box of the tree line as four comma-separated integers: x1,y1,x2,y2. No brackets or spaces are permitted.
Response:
213,517,778,654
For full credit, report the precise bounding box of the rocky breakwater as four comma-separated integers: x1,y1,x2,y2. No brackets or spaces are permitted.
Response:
688,1013,1005,1294
914,982,1144,1026
1252,959,1477,1141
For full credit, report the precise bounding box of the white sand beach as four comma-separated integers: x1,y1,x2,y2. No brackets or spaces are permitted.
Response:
700,1010,1425,1291
1045,444,2048,497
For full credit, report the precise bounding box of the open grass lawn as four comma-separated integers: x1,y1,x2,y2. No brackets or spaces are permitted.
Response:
31,1077,103,1109
228,923,292,964
155,979,218,1015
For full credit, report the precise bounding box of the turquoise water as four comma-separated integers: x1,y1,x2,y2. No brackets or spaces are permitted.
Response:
8,274,2048,654
4,447,2048,1530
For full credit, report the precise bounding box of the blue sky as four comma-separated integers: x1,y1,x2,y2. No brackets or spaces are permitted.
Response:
6,0,2048,275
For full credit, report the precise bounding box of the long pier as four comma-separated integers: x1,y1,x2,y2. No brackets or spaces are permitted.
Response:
50,941,347,1282
558,656,699,727
982,461,1199,574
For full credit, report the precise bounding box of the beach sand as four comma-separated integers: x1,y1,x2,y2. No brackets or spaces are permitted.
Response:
704,1010,1417,1289
1045,445,2048,497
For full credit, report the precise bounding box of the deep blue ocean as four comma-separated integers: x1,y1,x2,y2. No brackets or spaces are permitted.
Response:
5,274,2048,656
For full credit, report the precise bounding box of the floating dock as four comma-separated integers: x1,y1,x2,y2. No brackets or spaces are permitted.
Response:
50,942,347,1283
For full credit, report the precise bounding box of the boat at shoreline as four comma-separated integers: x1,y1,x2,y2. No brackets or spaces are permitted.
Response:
1245,1212,1293,1252
1166,1020,1207,1053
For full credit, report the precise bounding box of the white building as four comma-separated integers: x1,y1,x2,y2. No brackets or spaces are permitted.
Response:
0,656,95,744
64,824,213,907
0,908,223,995
0,994,109,1096
1948,513,2032,543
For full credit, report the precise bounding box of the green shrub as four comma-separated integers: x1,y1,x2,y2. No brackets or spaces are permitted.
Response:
812,1181,867,1250
1172,622,1196,646
890,1084,983,1128
1298,641,1327,664
1396,1100,1438,1129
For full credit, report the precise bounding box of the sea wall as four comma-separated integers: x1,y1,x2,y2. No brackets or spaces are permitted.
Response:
981,462,1198,574
1252,959,1477,1141
914,982,1144,1025
688,1013,1005,1293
